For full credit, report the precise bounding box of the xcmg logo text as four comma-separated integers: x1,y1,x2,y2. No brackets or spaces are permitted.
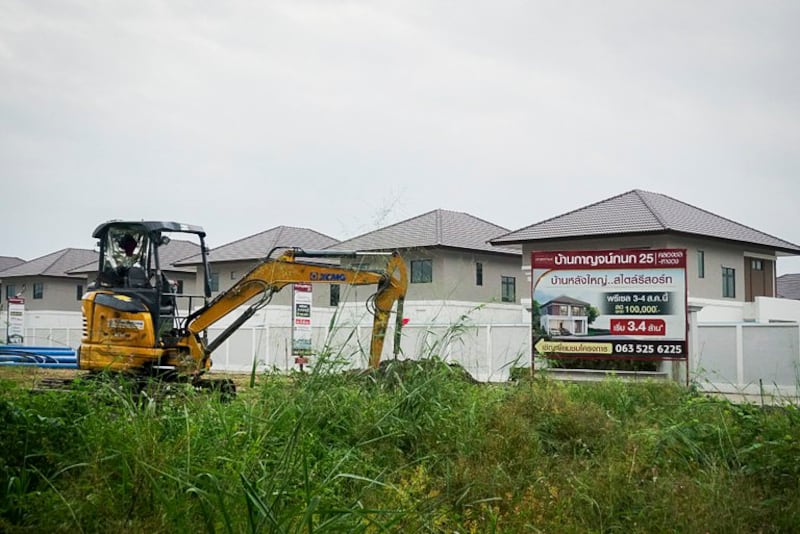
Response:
310,272,347,281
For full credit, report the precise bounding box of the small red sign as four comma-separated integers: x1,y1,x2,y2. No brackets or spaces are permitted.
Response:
610,318,666,336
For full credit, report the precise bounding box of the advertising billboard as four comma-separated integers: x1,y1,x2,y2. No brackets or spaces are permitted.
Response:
531,249,688,360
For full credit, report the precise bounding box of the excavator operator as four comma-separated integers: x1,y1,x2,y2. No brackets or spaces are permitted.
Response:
119,233,138,258
100,230,148,287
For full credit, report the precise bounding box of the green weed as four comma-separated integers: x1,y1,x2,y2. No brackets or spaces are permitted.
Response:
0,356,798,532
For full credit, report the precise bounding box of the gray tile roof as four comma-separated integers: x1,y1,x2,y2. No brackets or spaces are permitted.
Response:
777,274,800,300
490,189,800,254
0,256,25,272
159,239,201,272
176,226,339,265
67,239,201,274
332,209,520,255
0,249,98,278
541,295,593,308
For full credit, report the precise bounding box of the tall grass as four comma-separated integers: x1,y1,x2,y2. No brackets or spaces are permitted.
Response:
0,360,798,532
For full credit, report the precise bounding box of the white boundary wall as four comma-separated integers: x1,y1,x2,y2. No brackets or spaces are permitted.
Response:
692,323,800,399
10,301,530,382
9,299,800,394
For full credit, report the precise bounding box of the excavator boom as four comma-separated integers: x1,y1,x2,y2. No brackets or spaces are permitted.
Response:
187,249,408,369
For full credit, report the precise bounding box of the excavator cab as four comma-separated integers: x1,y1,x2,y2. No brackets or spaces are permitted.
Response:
80,221,212,374
95,224,169,340
98,226,152,289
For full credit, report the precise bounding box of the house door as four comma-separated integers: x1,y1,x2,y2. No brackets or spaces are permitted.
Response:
745,257,774,302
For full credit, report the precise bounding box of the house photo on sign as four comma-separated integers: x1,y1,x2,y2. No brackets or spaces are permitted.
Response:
531,249,688,360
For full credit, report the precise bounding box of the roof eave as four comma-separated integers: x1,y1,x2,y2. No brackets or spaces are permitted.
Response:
437,244,521,257
490,229,666,246
0,273,90,279
334,244,522,257
491,229,800,256
663,229,800,256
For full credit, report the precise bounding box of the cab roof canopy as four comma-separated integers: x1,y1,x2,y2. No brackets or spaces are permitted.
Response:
92,221,206,239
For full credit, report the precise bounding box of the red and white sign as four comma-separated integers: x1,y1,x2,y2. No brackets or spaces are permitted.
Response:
610,318,666,336
292,283,313,357
6,296,25,344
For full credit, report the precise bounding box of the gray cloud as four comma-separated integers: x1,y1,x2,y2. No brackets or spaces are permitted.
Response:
1,1,798,273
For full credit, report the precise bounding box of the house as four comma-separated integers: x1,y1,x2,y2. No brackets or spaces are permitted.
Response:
174,225,340,307
164,213,527,367
68,239,201,297
490,190,800,316
331,209,527,314
539,295,592,336
777,274,800,300
0,256,25,308
0,249,98,312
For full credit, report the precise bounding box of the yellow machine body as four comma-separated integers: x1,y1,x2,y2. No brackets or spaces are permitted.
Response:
79,291,204,374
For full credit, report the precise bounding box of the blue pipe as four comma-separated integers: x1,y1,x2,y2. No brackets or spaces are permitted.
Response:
0,346,75,352
0,357,77,364
0,362,78,369
0,347,75,354
0,345,78,368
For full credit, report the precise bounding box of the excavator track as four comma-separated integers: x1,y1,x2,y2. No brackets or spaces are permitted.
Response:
28,372,236,402
32,376,79,393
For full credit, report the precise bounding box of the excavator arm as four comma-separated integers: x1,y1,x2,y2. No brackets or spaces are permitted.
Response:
185,249,408,370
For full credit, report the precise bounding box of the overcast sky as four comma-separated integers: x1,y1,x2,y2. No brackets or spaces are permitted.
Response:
2,1,799,273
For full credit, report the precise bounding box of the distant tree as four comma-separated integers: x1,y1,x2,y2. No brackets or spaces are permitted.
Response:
587,305,600,324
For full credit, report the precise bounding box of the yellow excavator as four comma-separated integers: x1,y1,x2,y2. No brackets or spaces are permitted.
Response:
78,220,407,393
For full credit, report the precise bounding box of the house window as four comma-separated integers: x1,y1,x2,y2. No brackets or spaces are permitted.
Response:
76,284,83,300
176,280,184,294
697,250,705,278
231,271,237,280
209,272,220,292
5,285,16,299
476,262,483,286
751,259,764,271
501,276,516,303
722,267,736,298
411,260,432,283
330,284,340,307
33,283,44,299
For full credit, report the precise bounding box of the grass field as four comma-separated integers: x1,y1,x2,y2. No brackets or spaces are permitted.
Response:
1,358,798,533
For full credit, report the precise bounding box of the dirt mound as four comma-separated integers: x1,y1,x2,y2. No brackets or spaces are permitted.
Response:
361,358,480,385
